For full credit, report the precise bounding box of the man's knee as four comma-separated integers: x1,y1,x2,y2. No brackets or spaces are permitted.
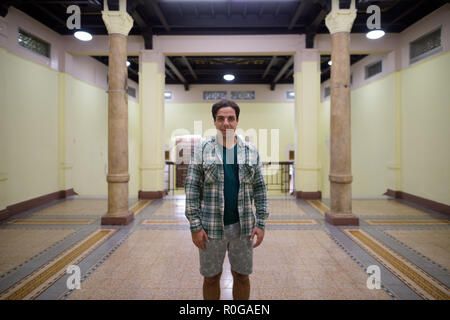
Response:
231,270,249,282
204,272,222,284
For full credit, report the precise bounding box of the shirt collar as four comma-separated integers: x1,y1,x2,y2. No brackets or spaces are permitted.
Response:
212,134,245,164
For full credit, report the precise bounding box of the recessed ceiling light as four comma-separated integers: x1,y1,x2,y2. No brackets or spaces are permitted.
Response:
366,30,385,40
328,60,332,66
126,61,131,67
223,74,235,81
74,31,92,41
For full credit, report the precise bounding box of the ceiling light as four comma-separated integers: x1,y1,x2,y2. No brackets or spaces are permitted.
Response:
126,61,131,67
223,74,235,81
328,60,332,66
74,31,92,41
366,29,385,40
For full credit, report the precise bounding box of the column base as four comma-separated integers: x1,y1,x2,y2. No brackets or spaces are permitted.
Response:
138,190,165,199
294,191,322,199
325,211,359,226
101,211,134,225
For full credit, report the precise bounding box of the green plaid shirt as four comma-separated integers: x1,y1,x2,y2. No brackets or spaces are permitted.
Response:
185,135,269,239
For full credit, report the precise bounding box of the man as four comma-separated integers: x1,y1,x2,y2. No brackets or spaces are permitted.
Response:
185,99,269,300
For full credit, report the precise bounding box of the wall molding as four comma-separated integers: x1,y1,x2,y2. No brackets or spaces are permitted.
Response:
384,189,450,215
0,189,78,222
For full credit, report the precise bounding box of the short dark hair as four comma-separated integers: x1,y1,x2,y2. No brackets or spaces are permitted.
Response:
211,99,240,121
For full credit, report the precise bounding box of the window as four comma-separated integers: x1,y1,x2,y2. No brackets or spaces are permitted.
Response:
231,91,255,100
324,86,330,98
127,87,136,98
164,90,173,100
18,28,50,58
365,60,382,79
286,90,295,100
203,91,226,100
410,27,442,64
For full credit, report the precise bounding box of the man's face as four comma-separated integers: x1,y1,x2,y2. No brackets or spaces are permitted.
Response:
214,106,238,138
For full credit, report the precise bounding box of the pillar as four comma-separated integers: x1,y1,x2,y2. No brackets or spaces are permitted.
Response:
101,1,134,225
293,49,322,199
324,0,359,225
138,50,165,199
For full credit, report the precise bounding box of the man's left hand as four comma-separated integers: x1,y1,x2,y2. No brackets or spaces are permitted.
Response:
250,226,265,248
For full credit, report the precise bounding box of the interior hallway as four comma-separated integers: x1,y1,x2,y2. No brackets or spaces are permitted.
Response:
0,196,448,300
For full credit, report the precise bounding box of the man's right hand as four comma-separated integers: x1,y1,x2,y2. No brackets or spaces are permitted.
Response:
191,229,209,250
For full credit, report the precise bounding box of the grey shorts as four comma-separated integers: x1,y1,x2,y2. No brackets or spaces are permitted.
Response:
199,223,253,278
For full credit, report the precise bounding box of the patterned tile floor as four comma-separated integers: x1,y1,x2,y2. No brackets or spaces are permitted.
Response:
0,196,448,300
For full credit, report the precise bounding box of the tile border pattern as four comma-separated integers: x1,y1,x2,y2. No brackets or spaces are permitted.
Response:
6,219,96,225
60,227,136,300
321,227,397,300
0,228,81,281
342,228,450,300
129,200,153,217
0,229,117,300
379,228,449,274
365,219,450,226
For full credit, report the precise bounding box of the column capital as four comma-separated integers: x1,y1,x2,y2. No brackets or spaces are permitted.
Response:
102,10,133,36
325,0,357,34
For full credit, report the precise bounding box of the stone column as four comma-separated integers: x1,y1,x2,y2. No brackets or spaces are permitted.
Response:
324,0,359,225
293,49,322,200
139,50,166,199
101,1,134,225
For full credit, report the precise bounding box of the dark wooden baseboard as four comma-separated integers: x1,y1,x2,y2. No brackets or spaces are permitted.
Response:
294,191,322,200
384,189,450,215
138,190,165,199
0,188,78,222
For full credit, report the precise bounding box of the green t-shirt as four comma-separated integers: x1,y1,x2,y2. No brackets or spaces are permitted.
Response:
222,144,240,225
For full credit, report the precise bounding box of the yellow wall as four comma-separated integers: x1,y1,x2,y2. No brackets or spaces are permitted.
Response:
401,52,450,205
320,52,450,205
164,102,295,162
0,48,142,210
0,48,59,209
63,75,142,198
1,44,448,208
351,74,396,198
64,75,108,196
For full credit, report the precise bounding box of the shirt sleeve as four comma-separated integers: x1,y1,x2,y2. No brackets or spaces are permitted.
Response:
184,142,204,233
252,151,269,230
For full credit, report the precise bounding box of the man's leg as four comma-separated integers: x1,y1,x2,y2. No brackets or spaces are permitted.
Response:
231,270,250,300
203,272,222,300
